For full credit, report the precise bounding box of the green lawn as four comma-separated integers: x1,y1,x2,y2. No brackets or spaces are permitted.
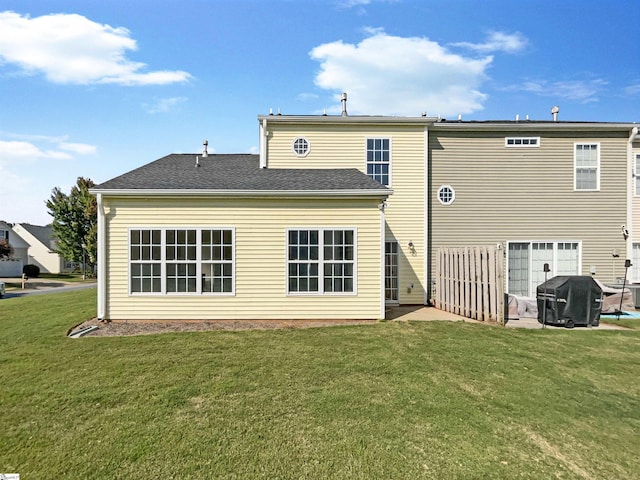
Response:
1,290,639,479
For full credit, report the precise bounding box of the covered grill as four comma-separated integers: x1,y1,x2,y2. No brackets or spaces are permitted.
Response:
537,275,603,328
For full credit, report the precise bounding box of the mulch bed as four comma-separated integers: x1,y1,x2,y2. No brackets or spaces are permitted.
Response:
69,318,379,337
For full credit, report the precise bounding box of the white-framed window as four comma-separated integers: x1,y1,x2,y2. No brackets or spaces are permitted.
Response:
632,243,640,283
574,143,600,191
292,137,310,157
287,228,356,295
201,229,234,293
635,154,640,196
505,137,540,147
437,185,455,205
366,138,391,186
129,227,235,295
385,241,399,303
130,229,162,293
0,229,8,241
507,241,581,297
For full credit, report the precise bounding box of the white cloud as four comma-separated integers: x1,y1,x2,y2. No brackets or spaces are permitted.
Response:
0,11,192,85
143,96,188,114
517,79,608,103
0,140,72,160
625,83,640,96
310,30,492,116
59,142,97,155
0,135,97,159
339,0,371,6
451,31,528,54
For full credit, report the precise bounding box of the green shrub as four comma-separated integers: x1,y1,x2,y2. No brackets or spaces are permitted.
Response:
23,264,40,278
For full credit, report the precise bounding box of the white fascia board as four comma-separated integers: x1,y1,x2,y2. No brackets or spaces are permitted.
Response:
431,122,637,132
89,188,393,198
257,115,438,126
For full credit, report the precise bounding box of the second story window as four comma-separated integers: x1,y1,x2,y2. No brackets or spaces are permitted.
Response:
574,143,599,191
505,137,540,147
635,154,640,196
437,185,455,205
366,138,390,186
292,137,310,157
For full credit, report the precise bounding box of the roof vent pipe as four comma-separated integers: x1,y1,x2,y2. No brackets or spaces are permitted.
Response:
202,139,208,157
551,106,559,122
341,92,348,116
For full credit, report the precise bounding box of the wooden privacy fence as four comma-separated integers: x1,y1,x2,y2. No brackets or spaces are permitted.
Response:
435,246,505,324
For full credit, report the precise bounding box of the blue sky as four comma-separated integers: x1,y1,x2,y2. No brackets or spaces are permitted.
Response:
1,0,639,224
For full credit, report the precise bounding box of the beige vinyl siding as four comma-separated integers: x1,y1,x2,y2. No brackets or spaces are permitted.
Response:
103,197,383,320
429,130,629,286
266,123,426,304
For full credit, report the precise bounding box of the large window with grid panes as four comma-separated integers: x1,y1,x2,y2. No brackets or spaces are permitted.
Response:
507,241,581,297
287,228,356,295
129,227,234,295
366,138,390,186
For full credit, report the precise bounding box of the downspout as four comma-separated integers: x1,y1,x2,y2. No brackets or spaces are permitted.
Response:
379,200,387,319
259,118,268,168
97,193,106,320
423,125,430,305
627,126,638,264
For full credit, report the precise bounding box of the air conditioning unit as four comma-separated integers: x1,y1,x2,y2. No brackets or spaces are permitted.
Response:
631,285,640,309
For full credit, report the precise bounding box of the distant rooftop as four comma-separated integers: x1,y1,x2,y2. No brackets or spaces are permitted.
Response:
18,223,53,247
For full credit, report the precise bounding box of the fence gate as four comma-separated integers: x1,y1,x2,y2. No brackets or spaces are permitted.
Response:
435,246,505,324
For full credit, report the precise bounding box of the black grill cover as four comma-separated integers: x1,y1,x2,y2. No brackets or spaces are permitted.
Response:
536,275,603,327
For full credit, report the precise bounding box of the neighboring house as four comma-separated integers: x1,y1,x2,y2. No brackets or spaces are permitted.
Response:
0,220,29,276
428,121,637,298
90,154,391,321
11,223,76,274
91,103,639,321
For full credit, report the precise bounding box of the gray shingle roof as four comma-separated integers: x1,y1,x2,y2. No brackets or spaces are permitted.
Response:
19,223,53,247
93,154,390,194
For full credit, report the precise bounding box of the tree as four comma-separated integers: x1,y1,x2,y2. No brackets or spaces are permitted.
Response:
0,239,13,259
46,177,97,273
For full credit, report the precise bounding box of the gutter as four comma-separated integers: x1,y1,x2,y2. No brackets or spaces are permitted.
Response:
431,122,637,132
89,188,393,198
257,114,438,125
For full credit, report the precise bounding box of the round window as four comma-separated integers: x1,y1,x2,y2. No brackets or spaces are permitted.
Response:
438,185,455,205
292,137,310,157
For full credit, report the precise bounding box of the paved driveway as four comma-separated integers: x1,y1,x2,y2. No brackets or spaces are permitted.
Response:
0,278,96,299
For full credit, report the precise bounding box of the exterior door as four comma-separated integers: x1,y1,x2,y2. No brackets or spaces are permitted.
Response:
385,241,399,304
